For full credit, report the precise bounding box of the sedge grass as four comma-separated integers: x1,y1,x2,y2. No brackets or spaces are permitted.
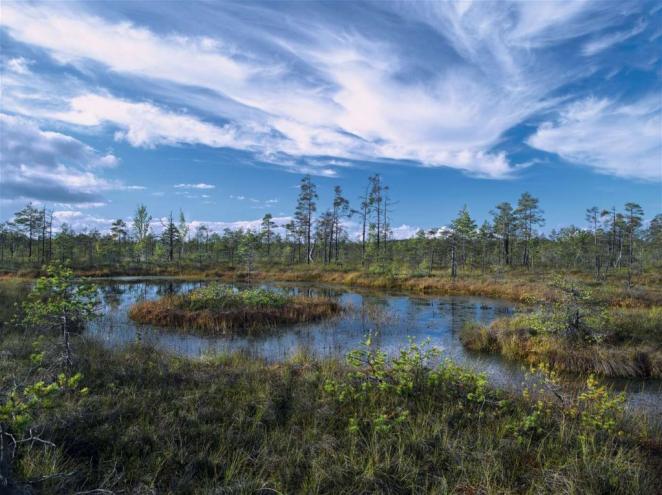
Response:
2,330,660,494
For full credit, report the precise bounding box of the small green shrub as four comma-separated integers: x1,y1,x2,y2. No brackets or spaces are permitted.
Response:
181,284,290,311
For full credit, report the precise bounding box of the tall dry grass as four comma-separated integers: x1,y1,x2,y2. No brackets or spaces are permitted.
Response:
460,314,662,378
129,294,340,334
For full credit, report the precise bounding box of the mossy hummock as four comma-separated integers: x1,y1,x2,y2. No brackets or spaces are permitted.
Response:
460,309,662,378
128,284,341,334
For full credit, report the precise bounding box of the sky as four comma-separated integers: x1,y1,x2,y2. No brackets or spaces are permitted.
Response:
1,0,661,238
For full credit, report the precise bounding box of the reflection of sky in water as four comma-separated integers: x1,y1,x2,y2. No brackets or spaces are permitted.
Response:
90,280,514,365
88,278,661,420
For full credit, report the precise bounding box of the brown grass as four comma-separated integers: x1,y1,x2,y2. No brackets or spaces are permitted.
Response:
4,264,660,307
460,318,662,378
129,295,341,334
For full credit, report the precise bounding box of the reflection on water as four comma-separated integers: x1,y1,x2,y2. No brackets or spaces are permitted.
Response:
2,277,659,419
88,279,515,367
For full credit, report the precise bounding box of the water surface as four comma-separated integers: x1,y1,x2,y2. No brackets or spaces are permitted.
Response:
2,277,658,419
86,278,661,420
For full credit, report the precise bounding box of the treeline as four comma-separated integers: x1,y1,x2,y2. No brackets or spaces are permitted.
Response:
1,175,660,277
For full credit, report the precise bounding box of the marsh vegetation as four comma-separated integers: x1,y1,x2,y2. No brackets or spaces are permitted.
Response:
460,278,662,378
2,326,660,494
1,173,660,494
128,284,341,335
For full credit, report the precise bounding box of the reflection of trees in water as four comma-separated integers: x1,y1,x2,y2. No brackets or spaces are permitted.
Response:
98,284,126,309
155,281,176,297
93,281,514,353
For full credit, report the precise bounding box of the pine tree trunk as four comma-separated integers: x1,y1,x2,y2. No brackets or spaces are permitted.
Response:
451,239,457,279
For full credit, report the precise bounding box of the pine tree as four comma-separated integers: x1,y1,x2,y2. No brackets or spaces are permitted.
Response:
132,204,152,262
514,193,544,267
478,220,492,274
331,186,350,262
14,203,40,259
358,184,371,266
585,206,601,277
161,212,180,262
451,205,477,269
491,202,514,266
178,210,189,259
294,175,317,264
624,202,644,285
261,213,277,257
111,219,128,260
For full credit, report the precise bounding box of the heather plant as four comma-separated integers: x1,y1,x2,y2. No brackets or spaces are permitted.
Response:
2,301,92,492
511,363,627,448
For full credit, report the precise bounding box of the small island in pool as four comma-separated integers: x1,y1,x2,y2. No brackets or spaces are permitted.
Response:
128,284,341,334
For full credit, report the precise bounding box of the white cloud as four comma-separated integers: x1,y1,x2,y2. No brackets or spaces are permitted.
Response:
230,195,280,210
0,1,655,181
174,183,216,189
0,3,535,178
0,113,121,203
389,224,422,240
6,57,32,75
49,209,425,240
582,19,647,56
528,96,662,181
52,94,248,149
188,216,292,235
52,210,115,232
1,3,249,90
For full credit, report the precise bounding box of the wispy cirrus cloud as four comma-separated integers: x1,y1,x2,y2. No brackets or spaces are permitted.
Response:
528,96,662,181
51,94,250,150
582,18,647,56
0,0,659,183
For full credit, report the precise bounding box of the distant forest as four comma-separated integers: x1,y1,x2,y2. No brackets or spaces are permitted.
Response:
1,174,660,277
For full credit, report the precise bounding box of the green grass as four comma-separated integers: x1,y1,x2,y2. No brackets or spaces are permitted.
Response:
178,284,291,310
2,329,660,494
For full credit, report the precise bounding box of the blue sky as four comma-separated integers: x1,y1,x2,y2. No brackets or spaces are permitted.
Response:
1,0,660,237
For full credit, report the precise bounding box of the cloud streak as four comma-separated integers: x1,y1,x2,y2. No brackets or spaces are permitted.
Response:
528,96,662,181
174,183,216,190
0,1,659,181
